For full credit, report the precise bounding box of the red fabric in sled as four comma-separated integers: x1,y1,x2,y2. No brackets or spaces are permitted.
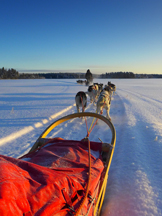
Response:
0,139,104,216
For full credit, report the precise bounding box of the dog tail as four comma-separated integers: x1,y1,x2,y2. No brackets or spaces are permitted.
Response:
79,96,82,104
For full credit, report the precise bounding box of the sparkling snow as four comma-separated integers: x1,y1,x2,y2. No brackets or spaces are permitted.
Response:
0,78,162,216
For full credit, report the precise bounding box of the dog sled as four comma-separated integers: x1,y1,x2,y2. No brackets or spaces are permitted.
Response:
0,112,116,216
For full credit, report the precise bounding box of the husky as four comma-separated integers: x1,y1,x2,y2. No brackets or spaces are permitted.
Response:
93,83,104,97
87,84,99,103
75,91,87,113
108,81,116,94
96,87,111,120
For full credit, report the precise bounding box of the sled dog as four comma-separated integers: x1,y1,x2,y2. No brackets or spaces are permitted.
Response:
96,88,111,120
87,84,99,103
93,83,104,97
75,91,87,113
108,81,116,94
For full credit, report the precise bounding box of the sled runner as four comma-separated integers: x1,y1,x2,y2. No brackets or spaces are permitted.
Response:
0,112,116,216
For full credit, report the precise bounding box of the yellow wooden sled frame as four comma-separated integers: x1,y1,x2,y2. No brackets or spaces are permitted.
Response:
30,112,116,216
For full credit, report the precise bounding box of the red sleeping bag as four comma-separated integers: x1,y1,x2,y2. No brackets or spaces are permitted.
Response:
0,139,104,216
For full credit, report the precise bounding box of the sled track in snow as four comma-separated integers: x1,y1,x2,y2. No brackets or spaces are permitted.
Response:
0,93,117,156
0,101,97,147
48,102,111,142
0,104,76,146
118,88,162,106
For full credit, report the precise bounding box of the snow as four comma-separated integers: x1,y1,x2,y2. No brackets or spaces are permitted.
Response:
0,78,162,216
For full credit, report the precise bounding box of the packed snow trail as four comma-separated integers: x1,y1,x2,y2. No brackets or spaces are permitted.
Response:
102,86,162,216
0,79,162,216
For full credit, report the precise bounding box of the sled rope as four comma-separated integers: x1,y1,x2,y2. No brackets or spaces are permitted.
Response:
74,138,91,216
80,93,89,135
85,181,100,216
87,98,106,136
74,111,93,215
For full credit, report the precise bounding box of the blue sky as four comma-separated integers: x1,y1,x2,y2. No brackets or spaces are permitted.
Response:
1,0,162,74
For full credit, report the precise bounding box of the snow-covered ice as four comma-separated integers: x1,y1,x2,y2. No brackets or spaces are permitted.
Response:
0,78,162,216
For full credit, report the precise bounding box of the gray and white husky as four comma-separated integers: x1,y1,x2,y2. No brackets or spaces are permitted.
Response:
75,91,87,113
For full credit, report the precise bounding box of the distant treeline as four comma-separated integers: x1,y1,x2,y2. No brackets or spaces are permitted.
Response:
37,73,86,79
101,71,162,78
100,72,135,78
0,67,43,79
1,67,162,79
0,67,19,79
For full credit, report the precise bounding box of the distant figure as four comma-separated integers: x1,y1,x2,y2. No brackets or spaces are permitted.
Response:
85,69,93,86
75,91,87,113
